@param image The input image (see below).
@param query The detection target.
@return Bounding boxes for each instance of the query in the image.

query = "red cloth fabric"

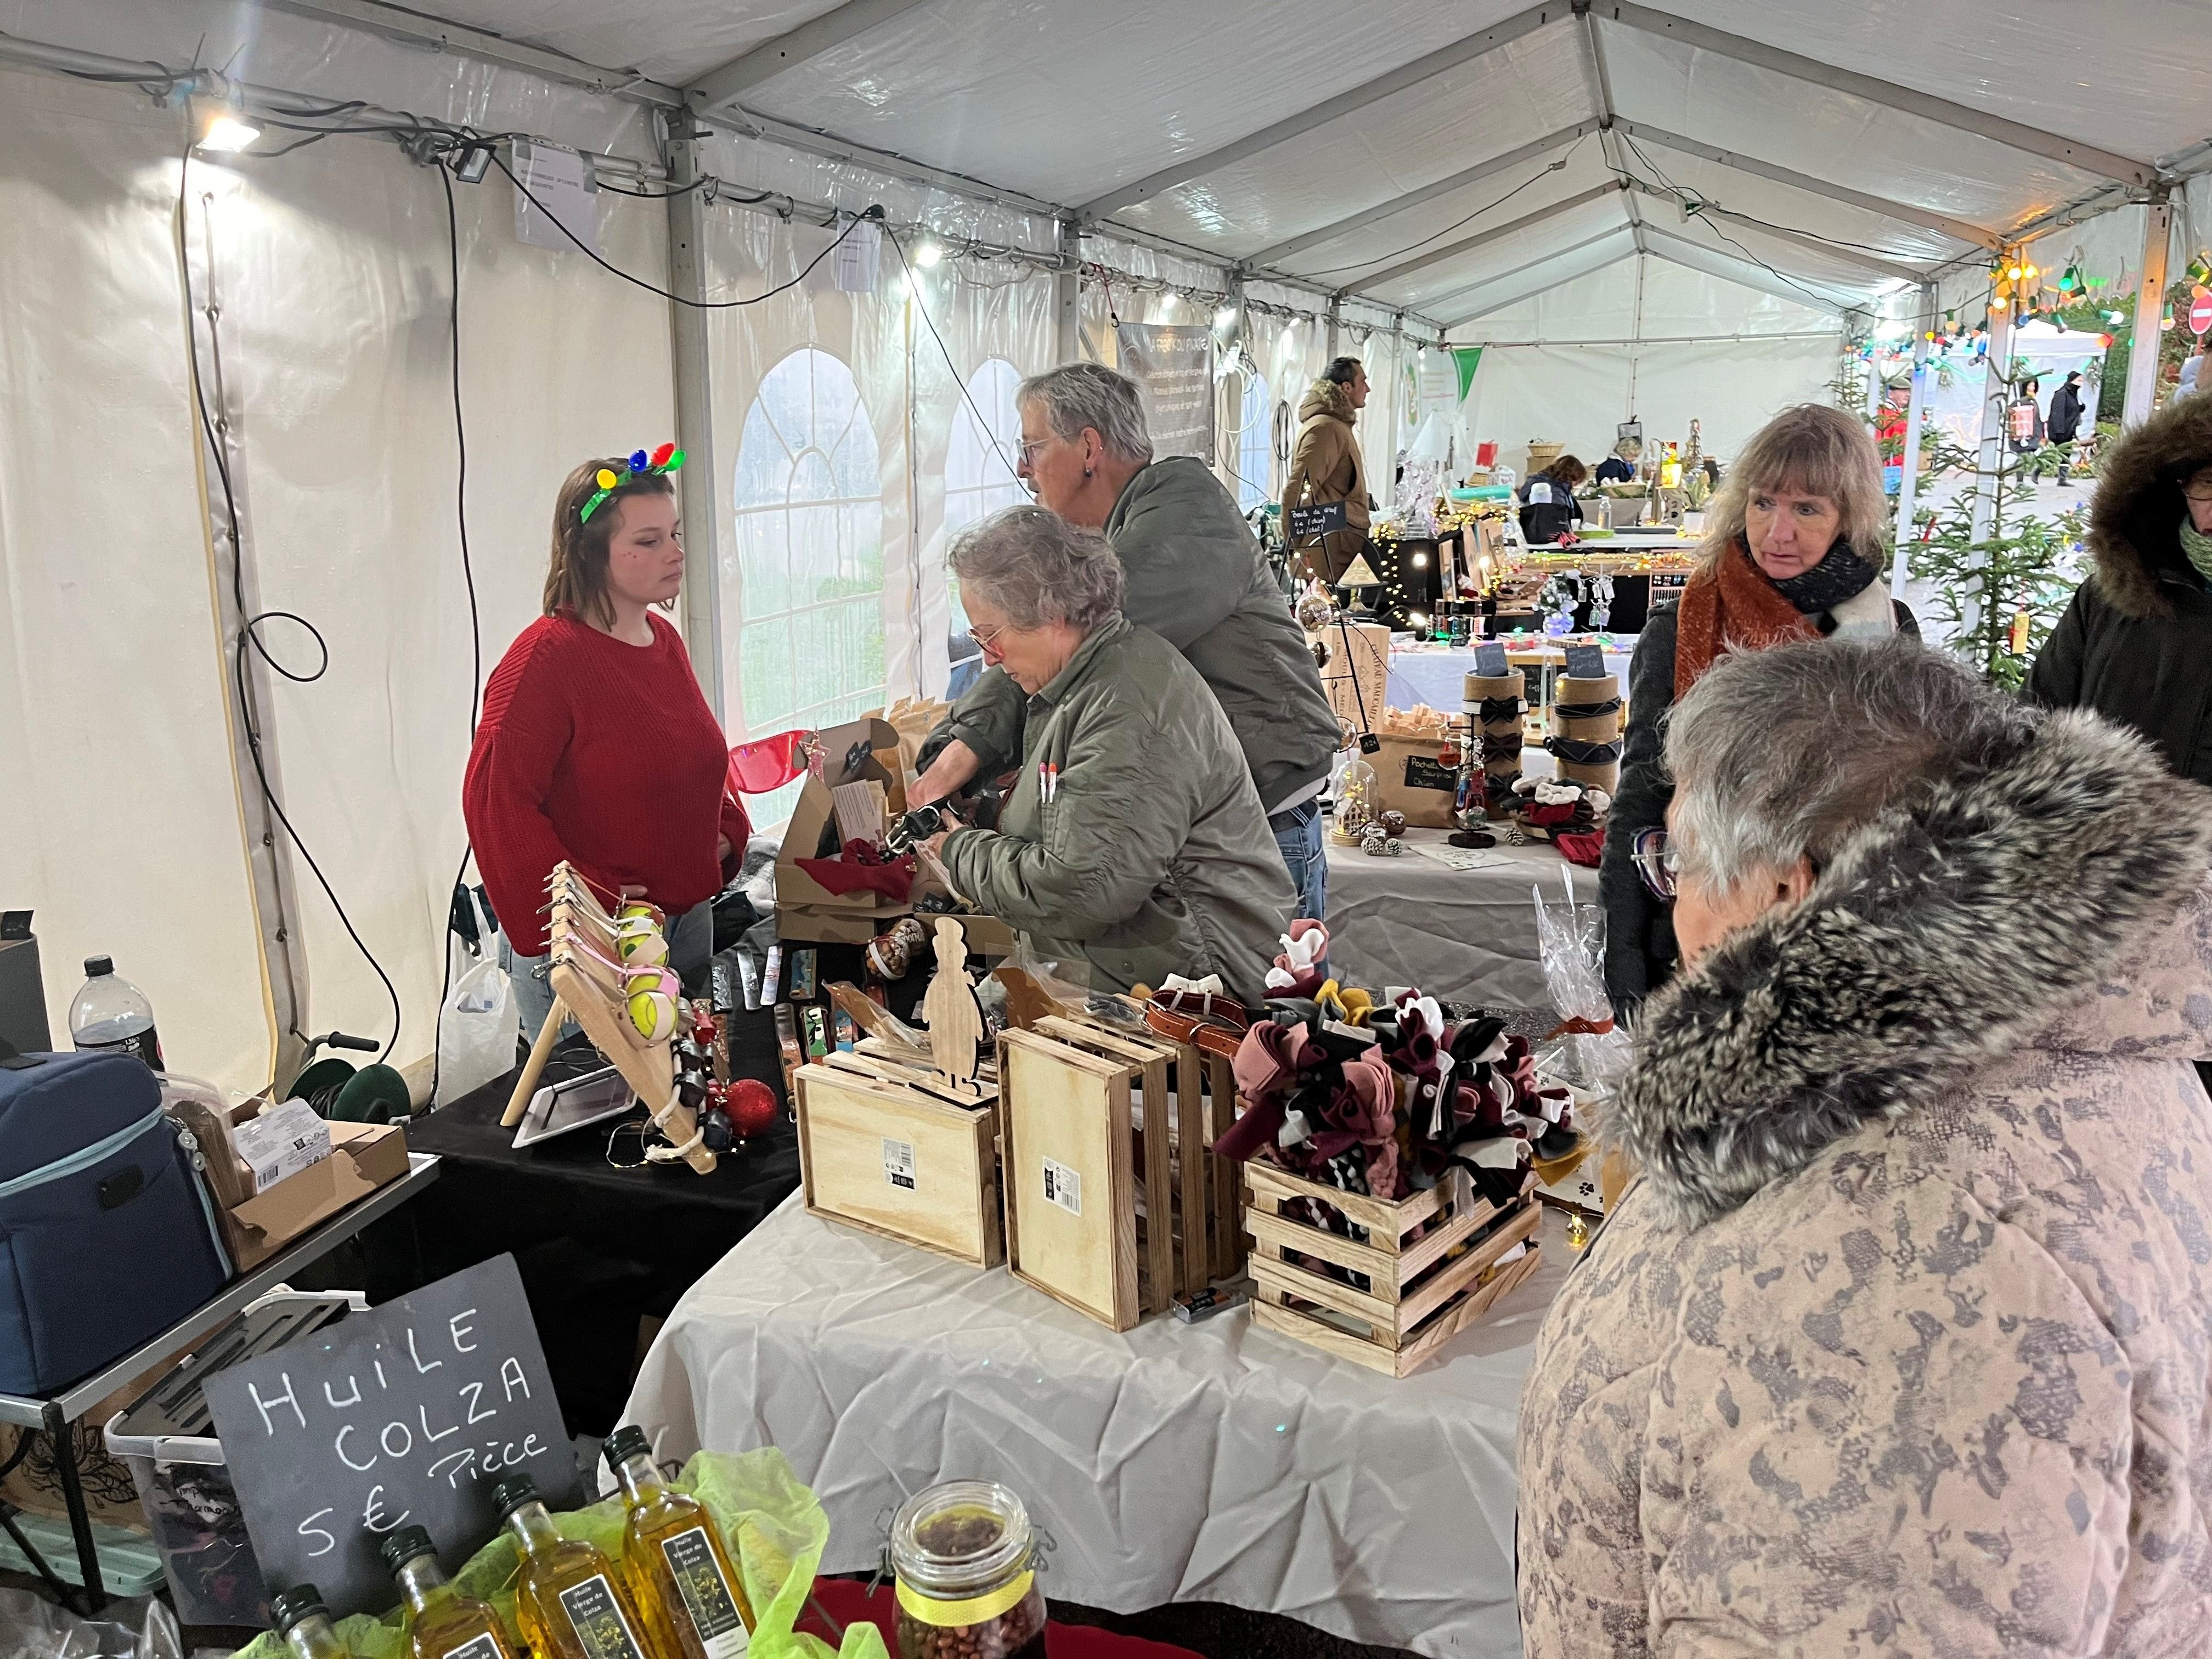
[463,611,748,956]
[799,1577,1202,1659]
[1672,540,1820,699]
[1555,830,1605,867]
[794,842,916,902]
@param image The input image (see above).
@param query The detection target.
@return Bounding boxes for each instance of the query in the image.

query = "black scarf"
[1757,537,1881,616]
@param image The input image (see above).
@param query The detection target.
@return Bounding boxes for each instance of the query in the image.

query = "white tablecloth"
[623,1192,1572,1657]
[1386,645,1634,713]
[1324,831,1598,1012]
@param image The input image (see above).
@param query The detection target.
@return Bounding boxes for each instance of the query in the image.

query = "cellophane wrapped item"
[1531,865,1631,1098]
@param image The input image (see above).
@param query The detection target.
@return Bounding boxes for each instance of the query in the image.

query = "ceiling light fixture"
[913,239,944,269]
[190,88,261,154]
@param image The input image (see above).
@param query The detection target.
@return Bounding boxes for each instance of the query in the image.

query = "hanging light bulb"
[1160,292,1178,315]
[189,85,261,154]
[1215,303,1238,330]
[913,239,944,269]
[1411,549,1429,568]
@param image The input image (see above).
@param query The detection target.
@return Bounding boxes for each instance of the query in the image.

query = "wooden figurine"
[920,917,986,1093]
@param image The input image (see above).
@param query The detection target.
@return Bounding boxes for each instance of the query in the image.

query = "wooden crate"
[997,1028,1146,1331]
[793,1058,1003,1268]
[1244,1161,1544,1376]
[1032,1017,1209,1305]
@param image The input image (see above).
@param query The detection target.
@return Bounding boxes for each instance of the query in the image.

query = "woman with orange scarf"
[1600,404,1916,1015]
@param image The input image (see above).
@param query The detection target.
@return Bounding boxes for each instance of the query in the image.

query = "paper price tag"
[1042,1157,1082,1216]
[233,1099,333,1194]
[883,1137,917,1192]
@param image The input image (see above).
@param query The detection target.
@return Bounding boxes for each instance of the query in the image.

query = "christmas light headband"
[580,443,686,523]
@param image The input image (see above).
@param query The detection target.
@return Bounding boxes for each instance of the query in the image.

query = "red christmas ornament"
[727,1077,781,1139]
[650,440,676,467]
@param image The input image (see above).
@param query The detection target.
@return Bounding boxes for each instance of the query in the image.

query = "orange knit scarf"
[1673,542,1821,699]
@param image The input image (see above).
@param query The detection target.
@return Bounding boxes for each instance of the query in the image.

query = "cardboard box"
[218,1119,410,1272]
[1307,619,1389,743]
[775,715,911,943]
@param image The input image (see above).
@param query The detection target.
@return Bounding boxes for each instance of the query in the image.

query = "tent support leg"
[1054,216,1083,364]
[666,129,726,718]
[2123,193,2172,429]
[1892,285,1932,599]
[1968,273,2016,554]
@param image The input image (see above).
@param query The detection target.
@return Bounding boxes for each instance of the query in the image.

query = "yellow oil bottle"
[494,1474,657,1659]
[603,1426,755,1658]
[381,1525,521,1659]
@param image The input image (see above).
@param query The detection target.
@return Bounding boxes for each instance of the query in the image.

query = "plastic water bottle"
[69,956,166,1070]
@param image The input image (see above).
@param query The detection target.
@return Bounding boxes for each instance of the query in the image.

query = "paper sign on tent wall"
[834,221,881,293]
[204,1254,579,1618]
[512,139,600,256]
[1116,322,1215,460]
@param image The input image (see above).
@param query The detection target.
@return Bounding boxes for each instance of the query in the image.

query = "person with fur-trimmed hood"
[1520,636,2212,1657]
[2028,389,2212,781]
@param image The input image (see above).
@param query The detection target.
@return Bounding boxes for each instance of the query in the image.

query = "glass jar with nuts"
[889,1481,1045,1659]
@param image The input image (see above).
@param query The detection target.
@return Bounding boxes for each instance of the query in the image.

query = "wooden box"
[793,1059,1003,1268]
[1244,1161,1544,1376]
[1306,618,1389,744]
[996,1028,1144,1330]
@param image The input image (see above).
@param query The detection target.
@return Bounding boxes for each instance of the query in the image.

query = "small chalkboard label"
[1287,501,1348,541]
[1563,643,1607,680]
[1473,641,1510,677]
[204,1254,579,1618]
[1403,754,1458,793]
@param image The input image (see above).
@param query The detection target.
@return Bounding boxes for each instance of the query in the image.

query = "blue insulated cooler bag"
[0,1048,230,1394]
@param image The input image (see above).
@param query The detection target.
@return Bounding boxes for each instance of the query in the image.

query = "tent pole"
[665,129,726,718]
[1054,217,1083,363]
[2123,193,2173,428]
[1325,296,1342,362]
[1892,286,1933,599]
[1968,266,2016,557]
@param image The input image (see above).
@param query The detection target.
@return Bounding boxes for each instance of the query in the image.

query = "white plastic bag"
[434,958,517,1105]
[1531,865,1632,1098]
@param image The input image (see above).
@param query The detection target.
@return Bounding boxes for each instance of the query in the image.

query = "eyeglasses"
[1016,436,1054,469]
[1632,827,1679,901]
[970,619,1017,662]
[2184,479,2212,503]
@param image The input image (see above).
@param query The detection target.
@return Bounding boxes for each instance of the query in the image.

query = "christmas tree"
[1910,435,2085,692]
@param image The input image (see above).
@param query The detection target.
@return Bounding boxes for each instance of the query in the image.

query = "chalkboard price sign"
[1562,643,1608,681]
[1472,640,1510,678]
[1286,500,1348,541]
[205,1254,580,1618]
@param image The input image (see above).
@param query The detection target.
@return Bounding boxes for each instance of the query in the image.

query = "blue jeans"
[1268,800,1328,924]
[502,899,713,1045]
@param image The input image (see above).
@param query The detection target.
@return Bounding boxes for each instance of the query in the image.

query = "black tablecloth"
[401,1011,800,1434]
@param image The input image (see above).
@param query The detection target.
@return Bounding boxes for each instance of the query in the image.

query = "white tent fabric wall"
[0,68,270,1087]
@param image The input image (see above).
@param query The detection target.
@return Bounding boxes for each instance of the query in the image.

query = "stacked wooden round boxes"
[1463,668,1525,818]
[1549,674,1623,794]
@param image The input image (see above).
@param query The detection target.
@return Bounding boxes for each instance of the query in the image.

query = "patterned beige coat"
[1519,710,2212,1656]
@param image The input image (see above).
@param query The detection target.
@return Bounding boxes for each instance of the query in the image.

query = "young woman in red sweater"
[464,452,748,1040]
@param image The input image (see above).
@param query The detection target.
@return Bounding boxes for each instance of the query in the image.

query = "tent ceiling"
[37,0,2212,331]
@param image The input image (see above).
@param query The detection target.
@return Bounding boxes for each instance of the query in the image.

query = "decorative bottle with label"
[382,1524,521,1659]
[272,1584,349,1659]
[604,1426,754,1658]
[494,1475,657,1659]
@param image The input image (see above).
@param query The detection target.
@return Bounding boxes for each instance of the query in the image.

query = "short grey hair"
[949,504,1127,631]
[1666,637,2037,897]
[1018,363,1153,464]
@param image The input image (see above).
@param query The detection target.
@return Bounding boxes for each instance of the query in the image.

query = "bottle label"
[439,1635,504,1659]
[555,1573,647,1659]
[660,1526,750,1656]
[76,1025,166,1071]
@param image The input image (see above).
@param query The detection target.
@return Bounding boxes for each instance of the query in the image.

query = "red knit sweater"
[464,611,748,956]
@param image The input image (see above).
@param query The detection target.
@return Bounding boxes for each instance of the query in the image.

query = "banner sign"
[1116,322,1215,460]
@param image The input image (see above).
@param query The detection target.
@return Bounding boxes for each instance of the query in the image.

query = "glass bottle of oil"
[381,1525,521,1659]
[493,1475,655,1659]
[603,1426,755,1658]
[272,1585,349,1659]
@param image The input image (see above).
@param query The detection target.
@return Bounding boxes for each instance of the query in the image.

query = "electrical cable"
[883,225,1022,487]
[491,149,874,308]
[177,150,404,1069]
[1295,141,1588,280]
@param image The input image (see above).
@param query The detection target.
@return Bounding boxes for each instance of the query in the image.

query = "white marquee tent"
[4,0,2210,1094]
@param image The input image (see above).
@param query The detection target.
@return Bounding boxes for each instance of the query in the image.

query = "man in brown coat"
[1282,358,1373,582]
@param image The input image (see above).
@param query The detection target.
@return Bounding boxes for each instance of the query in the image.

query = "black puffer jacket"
[2026,391,2212,784]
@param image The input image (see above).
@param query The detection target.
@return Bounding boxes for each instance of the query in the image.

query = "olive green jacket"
[938,617,1294,1003]
[928,457,1340,814]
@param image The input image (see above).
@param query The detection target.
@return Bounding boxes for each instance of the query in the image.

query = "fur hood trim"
[1599,709,2212,1231]
[1299,378,1356,426]
[2087,390,2212,620]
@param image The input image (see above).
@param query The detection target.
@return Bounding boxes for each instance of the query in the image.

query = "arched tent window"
[730,347,885,825]
[1236,370,1273,512]
[942,357,1025,695]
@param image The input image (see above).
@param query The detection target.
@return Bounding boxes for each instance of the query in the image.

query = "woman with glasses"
[915,505,1294,1002]
[2028,391,2212,785]
[1599,404,1915,1019]
[1522,636,2212,1656]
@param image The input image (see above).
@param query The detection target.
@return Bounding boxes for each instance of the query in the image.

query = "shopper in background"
[919,506,1294,1002]
[2008,376,2045,453]
[2028,391,2212,783]
[1600,403,1915,1018]
[1282,357,1374,583]
[2181,338,2207,398]
[464,455,747,1041]
[2047,368,2087,477]
[1593,443,1637,484]
[1522,637,2212,1656]
[913,362,1340,925]
[1515,453,1587,544]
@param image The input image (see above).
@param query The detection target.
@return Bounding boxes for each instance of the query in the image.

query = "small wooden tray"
[1244,1160,1544,1377]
